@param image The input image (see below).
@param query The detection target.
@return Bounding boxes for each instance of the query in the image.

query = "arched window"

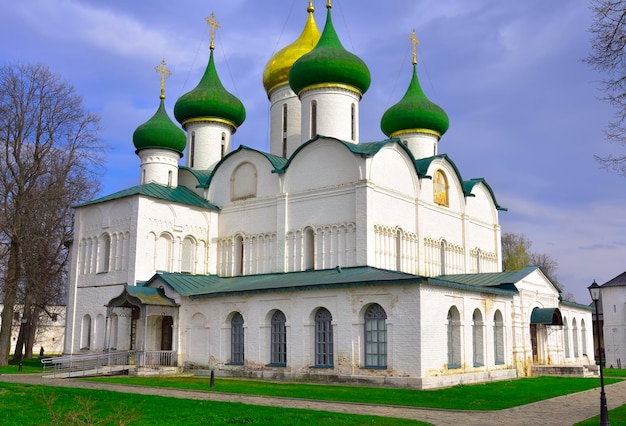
[155,233,172,272]
[168,170,173,187]
[493,310,504,365]
[304,228,315,270]
[581,319,587,356]
[364,304,387,368]
[81,314,92,350]
[314,308,333,367]
[231,313,244,365]
[572,318,579,357]
[109,314,119,350]
[563,318,570,358]
[395,229,403,271]
[270,310,287,365]
[433,170,449,206]
[447,307,461,368]
[99,234,111,273]
[310,100,317,139]
[473,309,484,367]
[440,239,447,275]
[230,162,258,201]
[181,237,195,274]
[234,235,244,276]
[95,314,105,350]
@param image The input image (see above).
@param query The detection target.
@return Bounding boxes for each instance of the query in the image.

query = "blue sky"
[1,0,624,304]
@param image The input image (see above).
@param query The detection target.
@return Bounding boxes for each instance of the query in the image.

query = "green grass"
[0,357,44,374]
[0,382,426,426]
[575,404,626,425]
[88,375,621,411]
[604,367,626,377]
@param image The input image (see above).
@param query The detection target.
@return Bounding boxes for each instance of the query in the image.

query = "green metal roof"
[560,299,593,311]
[75,182,220,210]
[431,267,543,295]
[144,266,425,298]
[179,166,215,189]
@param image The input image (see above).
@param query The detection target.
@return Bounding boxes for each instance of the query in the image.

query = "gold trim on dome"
[182,117,238,129]
[390,128,441,138]
[297,82,363,97]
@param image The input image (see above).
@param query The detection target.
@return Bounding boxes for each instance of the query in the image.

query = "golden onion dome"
[262,2,320,95]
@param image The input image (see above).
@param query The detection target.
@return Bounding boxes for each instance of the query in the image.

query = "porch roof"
[107,286,178,308]
[530,307,563,325]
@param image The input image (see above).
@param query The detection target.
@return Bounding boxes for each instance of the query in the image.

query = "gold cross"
[409,29,419,65]
[327,0,332,9]
[206,12,220,50]
[154,59,171,100]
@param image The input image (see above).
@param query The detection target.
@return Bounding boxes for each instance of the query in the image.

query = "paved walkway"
[1,373,625,425]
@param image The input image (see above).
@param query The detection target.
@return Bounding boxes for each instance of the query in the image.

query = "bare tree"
[585,0,626,175]
[0,62,104,365]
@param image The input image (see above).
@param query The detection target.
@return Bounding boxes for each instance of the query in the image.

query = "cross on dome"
[154,59,171,100]
[409,29,419,66]
[206,12,220,50]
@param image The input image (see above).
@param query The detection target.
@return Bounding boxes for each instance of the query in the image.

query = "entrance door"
[530,323,538,363]
[129,308,140,350]
[161,316,173,351]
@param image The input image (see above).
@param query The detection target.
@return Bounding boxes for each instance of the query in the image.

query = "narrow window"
[351,103,356,141]
[81,314,92,350]
[304,228,315,270]
[314,308,333,367]
[190,131,195,168]
[473,309,484,367]
[282,104,288,158]
[310,100,317,139]
[99,234,111,273]
[181,237,194,274]
[141,169,146,185]
[572,318,579,357]
[493,310,504,364]
[231,313,244,365]
[395,229,402,271]
[440,240,447,275]
[563,318,570,358]
[221,132,226,158]
[364,304,387,367]
[447,307,461,368]
[270,310,287,365]
[581,319,587,356]
[235,235,244,276]
[168,170,173,187]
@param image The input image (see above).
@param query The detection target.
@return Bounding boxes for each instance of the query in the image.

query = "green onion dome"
[174,50,246,129]
[133,99,186,154]
[289,6,370,96]
[381,65,449,138]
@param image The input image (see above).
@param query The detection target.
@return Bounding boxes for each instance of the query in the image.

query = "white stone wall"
[599,286,626,367]
[269,84,302,158]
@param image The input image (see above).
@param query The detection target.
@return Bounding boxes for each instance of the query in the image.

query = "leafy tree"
[501,232,571,299]
[585,0,626,175]
[0,63,104,365]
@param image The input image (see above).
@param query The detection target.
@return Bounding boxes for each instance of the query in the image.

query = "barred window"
[270,310,287,365]
[231,313,244,365]
[314,308,333,367]
[364,304,387,367]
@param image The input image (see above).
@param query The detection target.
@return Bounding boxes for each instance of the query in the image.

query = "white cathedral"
[64,2,594,388]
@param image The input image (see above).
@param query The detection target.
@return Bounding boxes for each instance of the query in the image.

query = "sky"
[1,0,624,304]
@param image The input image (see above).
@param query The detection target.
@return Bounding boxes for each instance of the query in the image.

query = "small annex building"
[63,2,593,388]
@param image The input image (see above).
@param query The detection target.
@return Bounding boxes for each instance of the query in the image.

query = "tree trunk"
[0,241,20,365]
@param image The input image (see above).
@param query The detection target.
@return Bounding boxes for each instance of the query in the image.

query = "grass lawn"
[89,375,622,411]
[0,357,45,374]
[0,382,425,426]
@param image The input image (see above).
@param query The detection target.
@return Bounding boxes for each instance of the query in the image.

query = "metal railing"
[41,350,177,378]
